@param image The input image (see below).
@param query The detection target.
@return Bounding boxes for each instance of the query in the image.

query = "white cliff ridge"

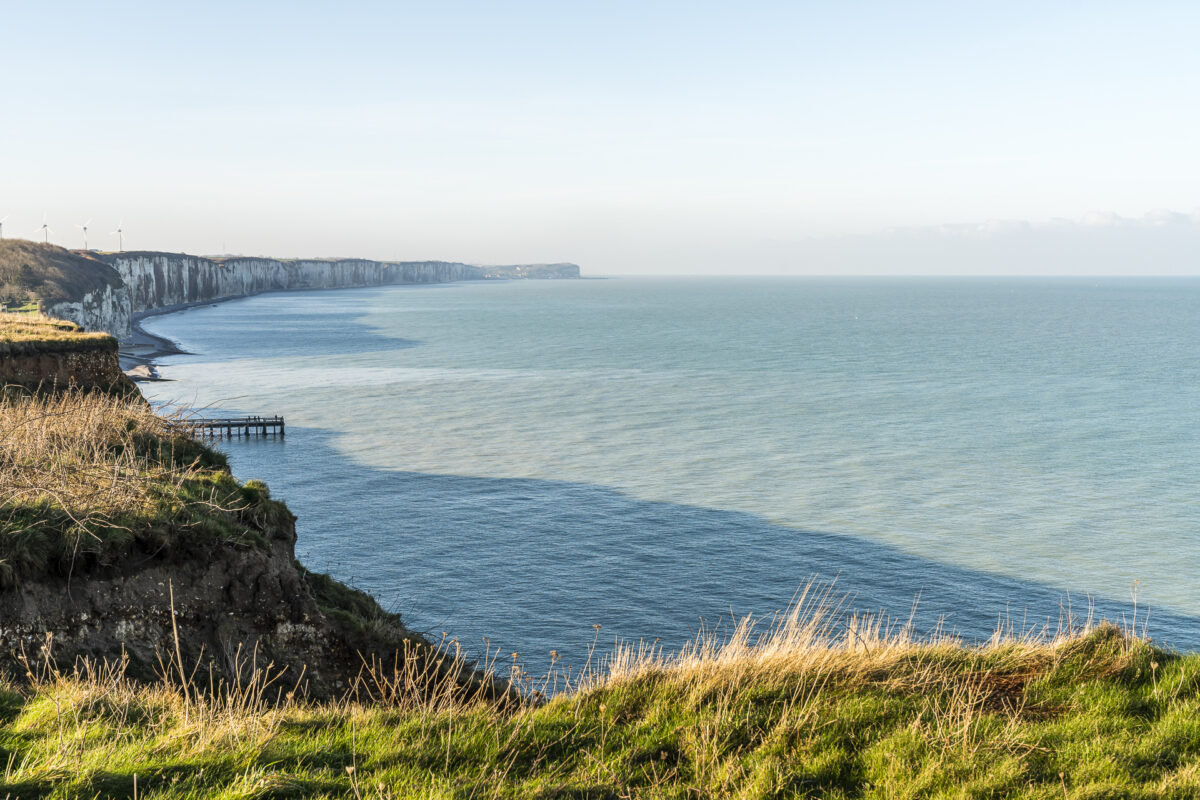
[44,253,579,340]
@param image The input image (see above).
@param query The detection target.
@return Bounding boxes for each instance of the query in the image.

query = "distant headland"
[0,240,580,342]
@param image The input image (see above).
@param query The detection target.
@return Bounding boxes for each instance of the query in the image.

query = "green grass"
[0,620,1196,798]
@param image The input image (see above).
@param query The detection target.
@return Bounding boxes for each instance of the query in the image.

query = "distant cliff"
[480,262,580,279]
[95,254,489,338]
[0,242,579,340]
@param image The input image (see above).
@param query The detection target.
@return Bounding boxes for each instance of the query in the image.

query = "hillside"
[0,240,121,310]
[0,601,1197,797]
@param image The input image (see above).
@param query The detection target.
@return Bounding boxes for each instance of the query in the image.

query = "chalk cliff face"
[480,263,581,279]
[40,252,579,341]
[109,255,485,316]
[42,284,133,339]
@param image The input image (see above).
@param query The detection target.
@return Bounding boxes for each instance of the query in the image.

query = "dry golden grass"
[598,582,1096,691]
[0,311,114,353]
[0,390,255,584]
[0,591,1188,799]
[0,390,197,523]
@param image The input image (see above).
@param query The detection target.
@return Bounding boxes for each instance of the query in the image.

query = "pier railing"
[176,416,285,438]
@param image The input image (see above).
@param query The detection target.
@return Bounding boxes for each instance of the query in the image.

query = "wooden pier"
[180,416,285,438]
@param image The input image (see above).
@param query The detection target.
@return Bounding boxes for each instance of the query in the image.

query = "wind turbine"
[76,219,92,250]
[111,221,125,252]
[0,216,8,240]
[35,214,51,244]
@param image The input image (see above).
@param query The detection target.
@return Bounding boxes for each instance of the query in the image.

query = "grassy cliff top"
[0,312,116,354]
[0,608,1194,797]
[0,240,122,309]
[0,390,287,585]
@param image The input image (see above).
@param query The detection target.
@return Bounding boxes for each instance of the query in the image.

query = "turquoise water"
[142,278,1200,670]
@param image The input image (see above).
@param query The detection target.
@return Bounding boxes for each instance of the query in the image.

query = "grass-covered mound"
[0,390,289,585]
[0,312,116,355]
[0,240,121,310]
[0,598,1195,799]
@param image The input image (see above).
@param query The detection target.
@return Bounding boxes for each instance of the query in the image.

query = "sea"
[139,277,1200,672]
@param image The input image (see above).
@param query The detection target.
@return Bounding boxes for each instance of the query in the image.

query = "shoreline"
[116,280,496,381]
[119,302,210,381]
[118,285,420,380]
[119,291,279,380]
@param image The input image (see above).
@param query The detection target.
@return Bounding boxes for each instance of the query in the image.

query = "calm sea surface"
[141,278,1200,670]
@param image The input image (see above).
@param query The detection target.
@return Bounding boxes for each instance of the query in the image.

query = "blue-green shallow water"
[141,278,1200,670]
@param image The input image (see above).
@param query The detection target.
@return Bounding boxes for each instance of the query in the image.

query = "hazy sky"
[1,1,1197,274]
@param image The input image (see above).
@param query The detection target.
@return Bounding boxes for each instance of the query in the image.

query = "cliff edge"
[0,320,498,701]
[0,314,138,396]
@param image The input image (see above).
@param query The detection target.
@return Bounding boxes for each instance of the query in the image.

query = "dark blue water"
[142,278,1200,670]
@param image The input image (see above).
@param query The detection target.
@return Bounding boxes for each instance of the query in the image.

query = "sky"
[0,1,1197,274]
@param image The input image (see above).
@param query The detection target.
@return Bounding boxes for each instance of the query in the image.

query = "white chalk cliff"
[45,252,579,341]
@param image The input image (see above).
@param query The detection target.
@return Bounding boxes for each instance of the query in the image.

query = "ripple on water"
[142,278,1200,670]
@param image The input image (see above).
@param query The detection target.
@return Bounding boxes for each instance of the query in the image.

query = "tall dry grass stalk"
[7,634,292,783]
[0,389,210,536]
[586,581,1107,700]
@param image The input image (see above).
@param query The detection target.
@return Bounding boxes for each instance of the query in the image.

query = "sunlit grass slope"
[0,312,114,355]
[0,599,1197,799]
[0,390,282,586]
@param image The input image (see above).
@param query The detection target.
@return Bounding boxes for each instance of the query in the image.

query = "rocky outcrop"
[41,252,580,340]
[39,284,132,339]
